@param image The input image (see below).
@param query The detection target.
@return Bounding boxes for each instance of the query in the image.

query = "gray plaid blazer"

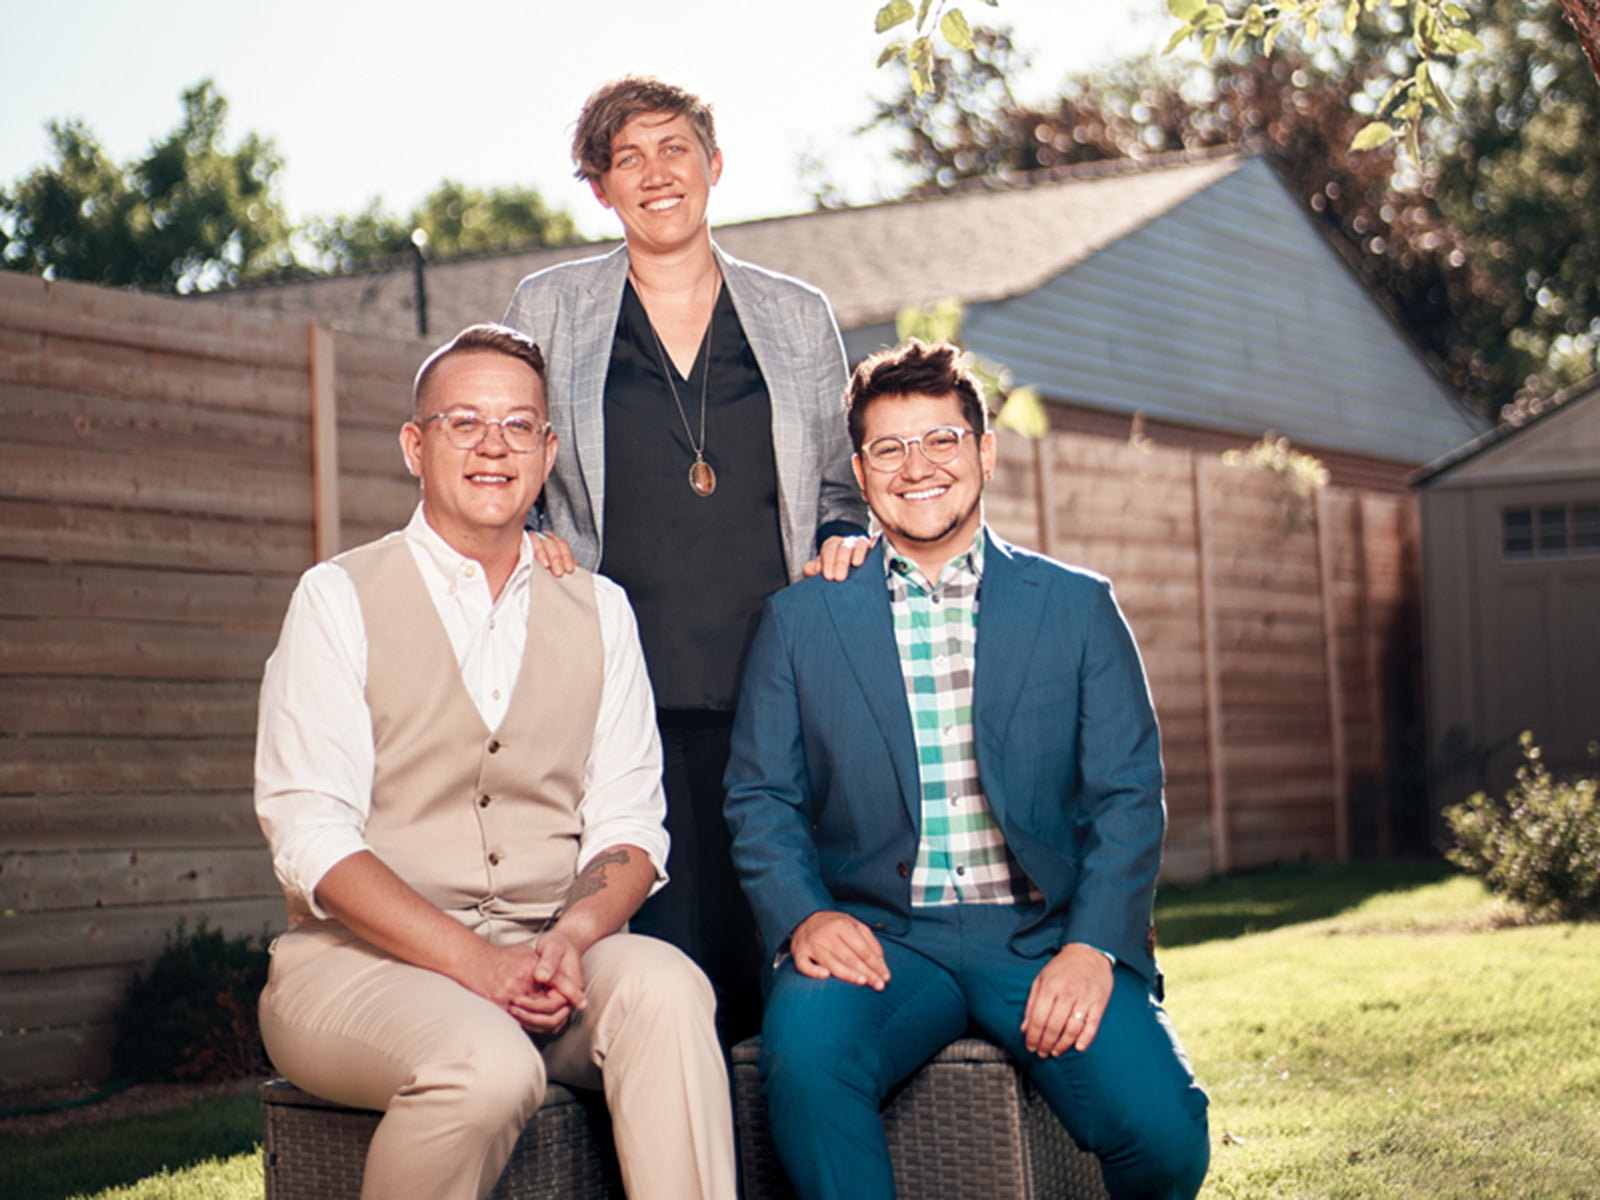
[502,242,867,581]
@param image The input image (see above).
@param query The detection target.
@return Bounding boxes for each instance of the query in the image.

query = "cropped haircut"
[844,339,990,453]
[412,324,548,419]
[571,75,717,183]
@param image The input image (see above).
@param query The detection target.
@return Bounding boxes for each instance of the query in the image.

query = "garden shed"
[1414,379,1600,815]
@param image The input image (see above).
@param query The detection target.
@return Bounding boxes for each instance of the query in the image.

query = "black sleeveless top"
[598,281,789,710]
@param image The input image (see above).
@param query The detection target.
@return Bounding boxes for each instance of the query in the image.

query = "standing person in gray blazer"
[503,75,869,1047]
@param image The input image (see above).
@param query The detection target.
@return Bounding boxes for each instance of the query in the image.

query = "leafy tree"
[1432,0,1600,401]
[0,80,292,292]
[305,179,583,273]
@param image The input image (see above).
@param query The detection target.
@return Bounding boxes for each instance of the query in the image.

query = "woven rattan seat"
[259,1077,623,1199]
[731,1035,1108,1200]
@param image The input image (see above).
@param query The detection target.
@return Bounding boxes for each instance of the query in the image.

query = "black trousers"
[629,708,765,1049]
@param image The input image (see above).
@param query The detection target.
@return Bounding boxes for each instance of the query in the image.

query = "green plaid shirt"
[887,530,1042,907]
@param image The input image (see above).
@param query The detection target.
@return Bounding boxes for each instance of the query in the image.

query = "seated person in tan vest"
[254,323,736,1200]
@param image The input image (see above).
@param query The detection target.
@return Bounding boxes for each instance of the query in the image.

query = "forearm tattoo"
[566,847,631,905]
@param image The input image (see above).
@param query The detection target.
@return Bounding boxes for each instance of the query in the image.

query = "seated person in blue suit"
[723,340,1210,1200]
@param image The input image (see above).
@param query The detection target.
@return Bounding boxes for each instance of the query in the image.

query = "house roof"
[1412,374,1600,487]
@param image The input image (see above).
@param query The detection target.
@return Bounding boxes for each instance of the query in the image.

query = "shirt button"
[479,795,491,808]
[492,689,501,701]
[448,583,458,596]
[487,740,501,754]
[464,564,476,578]
[943,725,956,739]
[489,618,496,630]
[935,655,947,667]
[955,865,966,876]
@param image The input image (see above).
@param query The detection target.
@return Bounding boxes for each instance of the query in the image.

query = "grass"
[2,862,1595,1198]
[1156,863,1600,1199]
[0,1092,260,1199]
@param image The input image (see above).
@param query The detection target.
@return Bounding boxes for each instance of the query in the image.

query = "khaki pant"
[259,921,735,1200]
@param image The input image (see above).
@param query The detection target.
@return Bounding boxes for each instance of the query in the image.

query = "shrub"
[111,919,272,1083]
[1444,732,1600,921]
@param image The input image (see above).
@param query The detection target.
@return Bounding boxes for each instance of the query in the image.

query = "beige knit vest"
[324,532,604,927]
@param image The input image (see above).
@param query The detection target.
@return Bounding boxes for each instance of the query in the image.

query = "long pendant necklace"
[644,304,717,497]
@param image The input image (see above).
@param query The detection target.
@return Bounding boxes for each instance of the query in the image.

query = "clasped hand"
[469,932,588,1034]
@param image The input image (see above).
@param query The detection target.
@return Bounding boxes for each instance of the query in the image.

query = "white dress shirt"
[255,504,669,918]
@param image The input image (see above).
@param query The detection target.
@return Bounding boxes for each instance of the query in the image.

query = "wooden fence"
[0,272,1423,1089]
[985,431,1421,883]
[0,273,426,1090]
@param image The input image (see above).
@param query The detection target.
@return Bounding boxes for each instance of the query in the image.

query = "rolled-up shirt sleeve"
[254,562,374,917]
[579,575,670,890]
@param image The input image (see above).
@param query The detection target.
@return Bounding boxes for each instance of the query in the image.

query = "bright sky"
[1,0,1171,242]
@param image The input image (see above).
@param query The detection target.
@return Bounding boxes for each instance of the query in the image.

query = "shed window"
[1503,503,1600,560]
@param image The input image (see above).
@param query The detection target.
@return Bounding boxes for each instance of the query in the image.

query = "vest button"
[896,861,910,878]
[488,853,501,866]
[487,740,501,754]
[479,795,491,807]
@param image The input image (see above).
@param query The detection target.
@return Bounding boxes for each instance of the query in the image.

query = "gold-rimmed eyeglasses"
[415,409,551,453]
[860,425,974,473]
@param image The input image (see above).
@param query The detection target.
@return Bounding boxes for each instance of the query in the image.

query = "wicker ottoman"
[732,1036,1108,1200]
[259,1078,623,1200]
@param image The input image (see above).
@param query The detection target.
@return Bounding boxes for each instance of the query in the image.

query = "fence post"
[1193,455,1230,875]
[1033,432,1058,556]
[1316,487,1351,860]
[308,321,341,562]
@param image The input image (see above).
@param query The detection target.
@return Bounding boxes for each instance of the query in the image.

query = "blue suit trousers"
[758,904,1209,1200]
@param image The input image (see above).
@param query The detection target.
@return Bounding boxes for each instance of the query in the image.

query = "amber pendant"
[689,459,717,497]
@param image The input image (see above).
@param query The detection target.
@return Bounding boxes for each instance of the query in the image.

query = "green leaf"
[1343,0,1360,35]
[917,0,935,27]
[1167,0,1206,20]
[897,297,964,343]
[876,41,907,67]
[1201,28,1220,57]
[1163,24,1195,55]
[1229,25,1249,54]
[908,33,930,62]
[876,0,915,34]
[995,386,1049,439]
[1443,29,1485,55]
[940,7,975,51]
[1200,4,1227,27]
[1263,17,1283,53]
[1405,122,1421,166]
[1375,74,1414,117]
[911,55,933,96]
[1350,121,1395,151]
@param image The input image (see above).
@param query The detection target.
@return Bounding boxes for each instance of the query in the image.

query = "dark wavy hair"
[844,339,989,453]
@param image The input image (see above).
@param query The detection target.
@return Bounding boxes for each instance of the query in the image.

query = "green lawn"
[3,862,1596,1199]
[1159,864,1600,1199]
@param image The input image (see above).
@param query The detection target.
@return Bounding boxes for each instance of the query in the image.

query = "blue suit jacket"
[724,531,1167,987]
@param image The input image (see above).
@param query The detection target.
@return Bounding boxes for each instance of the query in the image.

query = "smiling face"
[852,391,996,580]
[399,350,555,560]
[589,110,722,256]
